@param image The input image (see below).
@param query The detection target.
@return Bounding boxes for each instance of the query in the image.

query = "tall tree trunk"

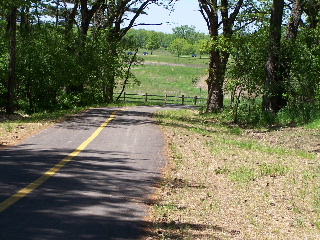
[6,6,17,114]
[286,0,304,41]
[65,0,101,95]
[263,0,286,113]
[80,0,101,47]
[103,39,118,103]
[206,49,229,112]
[199,0,243,112]
[55,0,60,27]
[65,0,80,34]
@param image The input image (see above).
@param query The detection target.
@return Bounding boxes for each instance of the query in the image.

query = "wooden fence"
[114,92,207,105]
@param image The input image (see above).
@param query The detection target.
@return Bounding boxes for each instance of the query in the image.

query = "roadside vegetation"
[147,109,320,239]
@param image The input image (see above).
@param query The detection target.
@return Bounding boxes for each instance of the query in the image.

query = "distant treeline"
[126,26,210,57]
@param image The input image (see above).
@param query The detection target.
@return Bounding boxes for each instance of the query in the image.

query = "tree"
[126,29,149,48]
[263,0,307,114]
[172,25,204,43]
[198,0,246,112]
[91,0,176,103]
[6,5,17,114]
[145,31,161,54]
[304,0,320,29]
[168,38,188,57]
[263,0,286,113]
[194,38,210,58]
[0,0,27,114]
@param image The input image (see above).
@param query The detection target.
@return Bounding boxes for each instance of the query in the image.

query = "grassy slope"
[130,65,206,97]
[117,49,208,100]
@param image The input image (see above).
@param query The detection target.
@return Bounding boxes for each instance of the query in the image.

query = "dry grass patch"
[0,113,53,148]
[0,109,86,148]
[145,109,320,240]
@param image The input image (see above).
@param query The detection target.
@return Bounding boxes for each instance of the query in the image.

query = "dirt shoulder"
[0,113,54,148]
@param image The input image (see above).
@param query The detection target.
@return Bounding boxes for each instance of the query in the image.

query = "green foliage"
[126,29,150,48]
[279,28,320,124]
[172,25,205,43]
[127,27,209,51]
[16,27,71,111]
[168,38,193,57]
[225,30,268,124]
[194,39,210,57]
[145,31,161,54]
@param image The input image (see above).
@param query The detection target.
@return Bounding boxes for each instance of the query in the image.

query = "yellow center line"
[0,109,124,213]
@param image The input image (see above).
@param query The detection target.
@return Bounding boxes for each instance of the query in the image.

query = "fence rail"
[114,92,207,105]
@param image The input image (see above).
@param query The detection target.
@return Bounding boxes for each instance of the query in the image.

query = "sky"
[131,0,209,34]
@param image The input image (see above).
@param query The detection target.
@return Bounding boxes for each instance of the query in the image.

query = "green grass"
[125,65,207,98]
[306,119,320,130]
[138,48,210,66]
[114,49,209,105]
[259,163,289,177]
[217,138,316,160]
[229,165,256,183]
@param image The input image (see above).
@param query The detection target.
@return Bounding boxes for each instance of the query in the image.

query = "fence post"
[124,92,126,102]
[194,96,198,105]
[145,93,148,102]
[182,95,185,105]
[165,94,167,104]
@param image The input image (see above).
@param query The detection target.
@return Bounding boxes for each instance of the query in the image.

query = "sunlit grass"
[128,65,207,97]
[138,48,210,66]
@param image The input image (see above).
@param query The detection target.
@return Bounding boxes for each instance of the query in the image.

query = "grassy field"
[137,48,210,66]
[115,49,209,105]
[129,65,207,96]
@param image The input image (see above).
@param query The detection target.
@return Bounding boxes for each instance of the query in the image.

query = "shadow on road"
[0,106,179,240]
[0,146,160,239]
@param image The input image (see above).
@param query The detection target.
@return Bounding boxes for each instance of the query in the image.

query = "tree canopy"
[1,0,319,125]
[0,0,175,113]
[198,0,320,124]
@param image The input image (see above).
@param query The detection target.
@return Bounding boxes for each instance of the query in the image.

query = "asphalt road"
[0,105,181,240]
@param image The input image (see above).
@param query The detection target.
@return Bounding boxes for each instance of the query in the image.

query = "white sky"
[132,0,208,34]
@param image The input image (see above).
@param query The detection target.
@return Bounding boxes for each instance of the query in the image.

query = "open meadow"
[114,49,209,104]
